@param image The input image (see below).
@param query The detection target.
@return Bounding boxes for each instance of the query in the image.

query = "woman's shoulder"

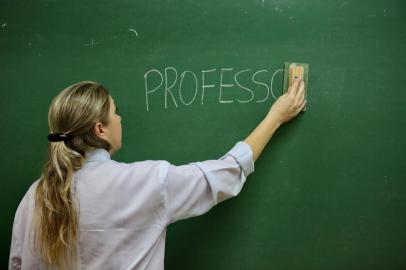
[100,158,171,171]
[20,179,40,204]
[77,159,172,188]
[83,148,172,172]
[112,159,172,179]
[12,179,40,229]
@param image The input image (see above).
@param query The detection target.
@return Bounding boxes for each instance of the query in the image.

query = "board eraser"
[283,62,309,111]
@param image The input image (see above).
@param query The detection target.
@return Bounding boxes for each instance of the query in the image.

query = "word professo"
[143,67,283,111]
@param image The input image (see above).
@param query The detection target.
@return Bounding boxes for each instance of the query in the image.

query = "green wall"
[1,0,405,268]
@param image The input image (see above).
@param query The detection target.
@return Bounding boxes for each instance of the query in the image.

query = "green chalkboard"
[1,0,405,269]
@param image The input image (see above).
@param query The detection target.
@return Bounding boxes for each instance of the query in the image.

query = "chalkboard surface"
[1,0,405,269]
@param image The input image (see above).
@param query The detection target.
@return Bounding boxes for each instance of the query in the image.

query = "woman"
[9,78,306,269]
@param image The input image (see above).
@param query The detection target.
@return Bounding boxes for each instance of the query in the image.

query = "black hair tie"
[47,133,73,142]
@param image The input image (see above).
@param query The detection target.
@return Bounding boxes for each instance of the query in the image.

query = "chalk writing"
[144,67,283,111]
[129,28,139,36]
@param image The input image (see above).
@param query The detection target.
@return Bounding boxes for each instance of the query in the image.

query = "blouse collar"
[85,148,111,163]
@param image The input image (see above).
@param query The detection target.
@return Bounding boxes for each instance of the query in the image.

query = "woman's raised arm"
[244,78,306,162]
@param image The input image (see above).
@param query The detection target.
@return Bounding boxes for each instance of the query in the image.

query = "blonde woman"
[9,78,306,269]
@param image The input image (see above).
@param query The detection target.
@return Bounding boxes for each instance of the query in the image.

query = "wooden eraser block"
[283,62,309,111]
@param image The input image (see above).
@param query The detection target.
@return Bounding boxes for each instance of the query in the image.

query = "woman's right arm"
[163,78,306,224]
[244,77,306,162]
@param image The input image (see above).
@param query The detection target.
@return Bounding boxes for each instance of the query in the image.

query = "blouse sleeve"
[163,141,254,224]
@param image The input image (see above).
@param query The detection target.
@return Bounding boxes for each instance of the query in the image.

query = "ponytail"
[33,82,110,269]
[34,142,82,268]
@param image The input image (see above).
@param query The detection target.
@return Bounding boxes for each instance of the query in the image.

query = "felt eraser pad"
[283,62,309,111]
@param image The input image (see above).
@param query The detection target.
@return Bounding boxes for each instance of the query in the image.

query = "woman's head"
[49,81,122,155]
[34,81,121,269]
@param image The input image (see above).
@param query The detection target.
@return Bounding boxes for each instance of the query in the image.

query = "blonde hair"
[34,81,111,269]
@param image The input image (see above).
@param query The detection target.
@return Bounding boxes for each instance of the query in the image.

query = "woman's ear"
[93,122,106,139]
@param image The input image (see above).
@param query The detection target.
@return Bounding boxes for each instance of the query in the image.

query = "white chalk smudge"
[383,9,386,17]
[1,23,6,27]
[129,28,138,36]
[84,39,98,47]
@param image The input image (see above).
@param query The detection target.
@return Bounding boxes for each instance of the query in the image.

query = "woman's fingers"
[288,77,301,96]
[297,80,305,96]
[297,91,305,105]
[299,100,307,112]
[297,80,305,100]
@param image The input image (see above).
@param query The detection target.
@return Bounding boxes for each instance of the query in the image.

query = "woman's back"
[74,149,168,269]
[11,143,254,269]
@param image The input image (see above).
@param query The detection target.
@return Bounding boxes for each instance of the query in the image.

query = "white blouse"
[9,141,254,270]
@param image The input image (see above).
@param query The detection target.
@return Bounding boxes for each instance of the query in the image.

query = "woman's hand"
[267,77,307,125]
[244,77,306,161]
